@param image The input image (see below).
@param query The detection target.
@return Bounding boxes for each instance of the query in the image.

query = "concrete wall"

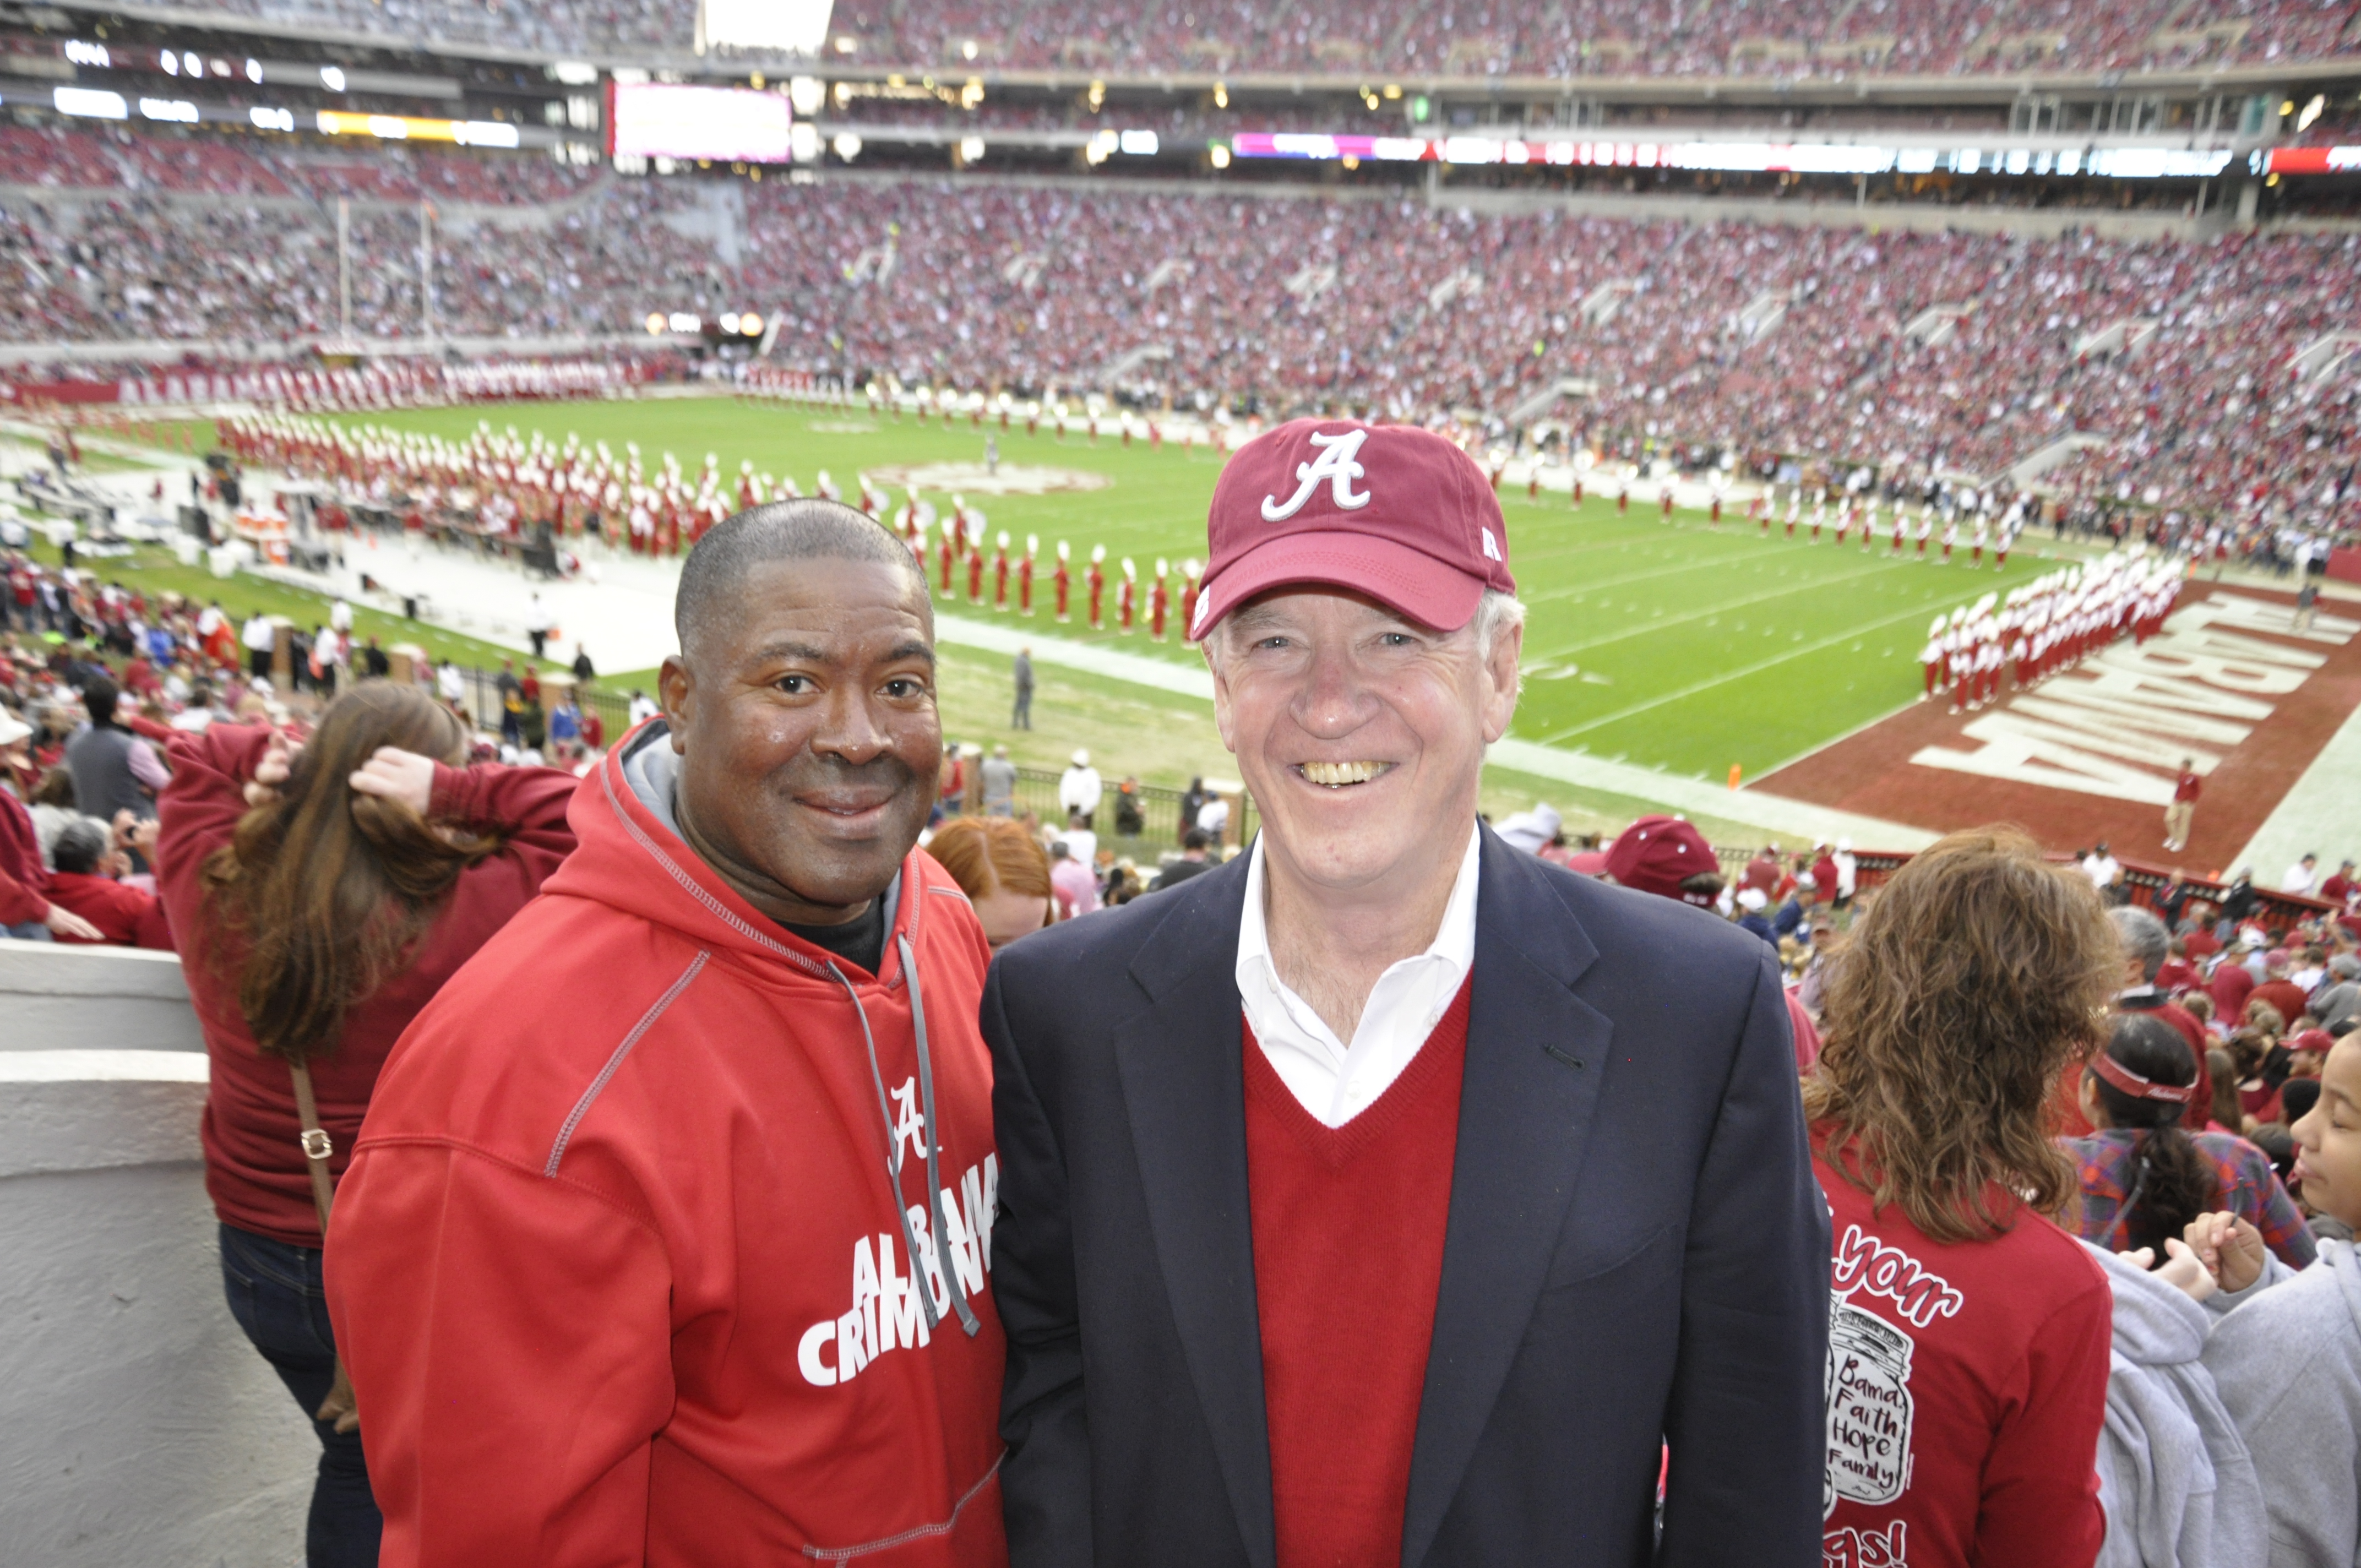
[0,939,315,1568]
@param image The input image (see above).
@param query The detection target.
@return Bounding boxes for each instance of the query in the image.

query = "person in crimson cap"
[987,417,1828,1567]
[1604,813,1723,908]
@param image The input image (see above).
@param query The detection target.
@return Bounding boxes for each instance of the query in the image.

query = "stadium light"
[645,313,666,335]
[699,0,835,54]
[160,51,177,75]
[53,87,128,119]
[139,98,199,124]
[64,40,110,68]
[790,121,820,161]
[244,58,262,83]
[1210,143,1232,169]
[1119,130,1158,155]
[959,135,986,163]
[320,66,346,92]
[738,312,763,335]
[251,106,296,133]
[552,61,601,85]
[720,312,742,334]
[182,52,200,77]
[833,131,862,161]
[668,312,700,331]
[312,110,525,146]
[788,75,825,116]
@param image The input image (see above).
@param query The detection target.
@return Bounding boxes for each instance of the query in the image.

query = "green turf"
[261,396,2022,782]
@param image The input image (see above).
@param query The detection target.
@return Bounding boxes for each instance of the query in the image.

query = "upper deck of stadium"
[22,0,2361,82]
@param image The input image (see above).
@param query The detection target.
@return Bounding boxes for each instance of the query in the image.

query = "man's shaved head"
[675,498,927,658]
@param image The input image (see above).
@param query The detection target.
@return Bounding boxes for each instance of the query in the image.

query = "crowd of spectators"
[170,0,2361,75]
[7,163,2359,532]
[826,0,2359,77]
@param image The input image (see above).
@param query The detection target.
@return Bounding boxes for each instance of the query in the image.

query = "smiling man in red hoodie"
[328,500,1008,1566]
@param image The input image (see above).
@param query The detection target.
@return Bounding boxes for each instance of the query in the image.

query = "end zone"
[1751,583,2361,868]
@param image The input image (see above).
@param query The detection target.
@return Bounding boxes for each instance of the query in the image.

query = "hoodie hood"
[2325,1238,2361,1335]
[547,718,915,989]
[2083,1239,2210,1368]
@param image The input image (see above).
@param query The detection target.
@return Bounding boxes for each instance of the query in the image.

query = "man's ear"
[659,655,694,752]
[1205,636,1238,756]
[1481,618,1524,744]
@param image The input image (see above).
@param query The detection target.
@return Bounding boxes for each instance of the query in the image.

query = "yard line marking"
[1524,547,1784,603]
[1510,524,1766,573]
[1535,597,1952,745]
[1507,527,1713,565]
[1537,558,1927,659]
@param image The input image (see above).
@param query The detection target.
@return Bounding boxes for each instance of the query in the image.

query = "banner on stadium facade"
[2261,146,2361,175]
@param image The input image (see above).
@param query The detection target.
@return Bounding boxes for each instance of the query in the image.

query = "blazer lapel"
[1114,859,1277,1568]
[1401,831,1617,1568]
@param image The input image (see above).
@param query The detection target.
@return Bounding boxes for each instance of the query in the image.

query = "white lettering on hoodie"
[797,1150,998,1388]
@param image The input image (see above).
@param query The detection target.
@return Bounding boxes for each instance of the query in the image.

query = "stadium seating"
[4,164,2355,528]
[156,0,2361,74]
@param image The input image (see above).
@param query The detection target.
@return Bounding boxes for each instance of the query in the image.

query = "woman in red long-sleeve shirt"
[1808,829,2120,1568]
[156,680,578,1568]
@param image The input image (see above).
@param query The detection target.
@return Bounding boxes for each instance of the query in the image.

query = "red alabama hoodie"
[327,723,1009,1567]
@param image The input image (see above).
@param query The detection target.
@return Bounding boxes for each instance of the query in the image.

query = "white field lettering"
[1907,594,2358,804]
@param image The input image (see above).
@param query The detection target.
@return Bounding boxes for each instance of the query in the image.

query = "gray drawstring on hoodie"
[831,935,982,1339]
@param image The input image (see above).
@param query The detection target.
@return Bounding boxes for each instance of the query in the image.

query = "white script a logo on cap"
[1260,429,1373,521]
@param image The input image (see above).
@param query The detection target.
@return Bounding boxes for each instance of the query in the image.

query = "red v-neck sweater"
[1243,974,1473,1568]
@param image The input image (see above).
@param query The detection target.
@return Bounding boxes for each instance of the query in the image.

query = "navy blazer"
[983,826,1830,1567]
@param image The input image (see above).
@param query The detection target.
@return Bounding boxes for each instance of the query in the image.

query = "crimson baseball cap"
[1606,815,1721,907]
[1193,418,1516,638]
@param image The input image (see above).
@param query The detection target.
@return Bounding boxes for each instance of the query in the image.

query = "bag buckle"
[301,1129,334,1161]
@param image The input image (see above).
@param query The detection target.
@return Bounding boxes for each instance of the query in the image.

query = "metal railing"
[964,766,1257,852]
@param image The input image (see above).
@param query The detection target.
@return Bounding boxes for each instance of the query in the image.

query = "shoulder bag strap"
[287,1058,338,1237]
[287,1057,360,1433]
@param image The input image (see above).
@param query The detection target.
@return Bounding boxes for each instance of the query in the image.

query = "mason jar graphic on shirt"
[1824,1297,1917,1518]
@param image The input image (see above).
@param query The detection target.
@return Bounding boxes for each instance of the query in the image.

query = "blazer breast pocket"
[1521,1223,1686,1369]
[1538,1221,1683,1295]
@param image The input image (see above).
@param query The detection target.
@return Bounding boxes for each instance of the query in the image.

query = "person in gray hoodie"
[2085,1239,2267,1568]
[2190,1025,2361,1567]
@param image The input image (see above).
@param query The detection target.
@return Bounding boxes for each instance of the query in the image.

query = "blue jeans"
[218,1222,382,1567]
[3,920,51,940]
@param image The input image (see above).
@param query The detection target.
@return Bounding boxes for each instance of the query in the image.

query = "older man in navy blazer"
[983,420,1829,1567]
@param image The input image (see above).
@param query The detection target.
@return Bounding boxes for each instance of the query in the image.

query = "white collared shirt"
[1236,823,1482,1129]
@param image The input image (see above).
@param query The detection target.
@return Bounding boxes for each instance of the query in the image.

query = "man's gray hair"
[2109,905,2170,983]
[1471,589,1527,657]
[49,817,110,877]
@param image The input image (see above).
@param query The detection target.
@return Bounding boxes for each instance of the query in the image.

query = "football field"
[327,396,2025,784]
